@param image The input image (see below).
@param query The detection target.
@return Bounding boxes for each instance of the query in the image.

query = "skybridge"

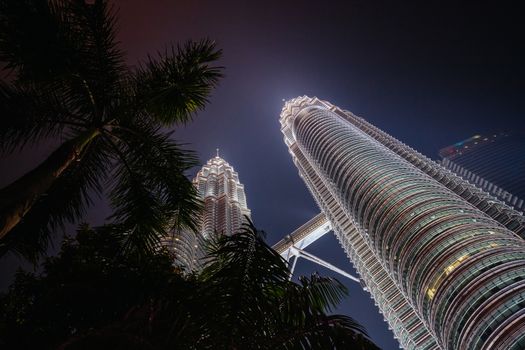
[272,213,360,283]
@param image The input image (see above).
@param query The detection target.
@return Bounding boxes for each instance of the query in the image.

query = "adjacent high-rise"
[166,153,251,271]
[439,132,525,212]
[280,96,525,350]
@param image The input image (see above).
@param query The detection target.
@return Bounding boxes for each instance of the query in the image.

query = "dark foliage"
[0,223,380,350]
[0,225,183,348]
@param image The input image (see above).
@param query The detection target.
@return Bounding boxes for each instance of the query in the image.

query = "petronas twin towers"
[171,95,525,349]
[280,96,525,350]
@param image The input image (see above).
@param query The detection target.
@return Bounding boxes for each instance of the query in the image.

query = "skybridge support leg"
[289,246,360,283]
[289,255,299,280]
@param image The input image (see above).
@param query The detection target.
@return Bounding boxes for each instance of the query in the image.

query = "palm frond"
[0,0,126,129]
[0,0,85,83]
[184,222,379,349]
[200,220,289,284]
[0,81,85,153]
[106,122,201,255]
[108,160,168,256]
[65,0,127,123]
[0,135,110,261]
[191,221,292,348]
[133,39,223,125]
[0,0,125,84]
[297,273,349,313]
[276,313,378,350]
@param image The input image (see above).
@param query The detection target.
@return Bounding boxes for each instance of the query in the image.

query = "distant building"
[439,132,525,212]
[280,96,525,350]
[165,152,251,271]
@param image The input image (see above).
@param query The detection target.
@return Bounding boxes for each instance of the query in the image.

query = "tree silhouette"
[0,0,223,260]
[0,223,380,349]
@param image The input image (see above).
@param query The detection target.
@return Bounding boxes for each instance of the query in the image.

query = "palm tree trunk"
[0,129,101,239]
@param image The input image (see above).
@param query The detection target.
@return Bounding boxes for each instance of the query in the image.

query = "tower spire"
[216,148,220,158]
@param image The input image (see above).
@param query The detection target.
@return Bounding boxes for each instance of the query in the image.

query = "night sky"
[1,1,524,349]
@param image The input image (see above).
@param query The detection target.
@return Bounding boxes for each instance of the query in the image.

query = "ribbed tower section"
[193,155,251,238]
[280,96,525,350]
[166,155,251,271]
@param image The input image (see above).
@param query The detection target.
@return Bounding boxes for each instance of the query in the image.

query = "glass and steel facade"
[193,155,251,239]
[439,132,525,212]
[280,96,525,350]
[165,155,251,271]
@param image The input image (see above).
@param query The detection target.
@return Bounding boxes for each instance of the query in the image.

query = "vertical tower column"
[167,154,251,271]
[281,96,525,350]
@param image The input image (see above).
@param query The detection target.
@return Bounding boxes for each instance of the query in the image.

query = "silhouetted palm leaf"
[134,39,223,125]
[0,0,222,259]
[0,82,74,152]
[0,135,111,260]
[174,221,380,349]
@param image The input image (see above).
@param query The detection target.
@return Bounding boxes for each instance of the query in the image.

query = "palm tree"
[0,0,223,259]
[187,220,380,349]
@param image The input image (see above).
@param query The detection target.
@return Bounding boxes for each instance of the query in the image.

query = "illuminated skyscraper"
[193,152,251,238]
[439,132,525,212]
[280,96,525,350]
[166,152,251,271]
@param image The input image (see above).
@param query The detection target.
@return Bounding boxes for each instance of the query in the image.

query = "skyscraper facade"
[166,153,251,271]
[193,153,251,238]
[439,132,525,212]
[280,96,525,350]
